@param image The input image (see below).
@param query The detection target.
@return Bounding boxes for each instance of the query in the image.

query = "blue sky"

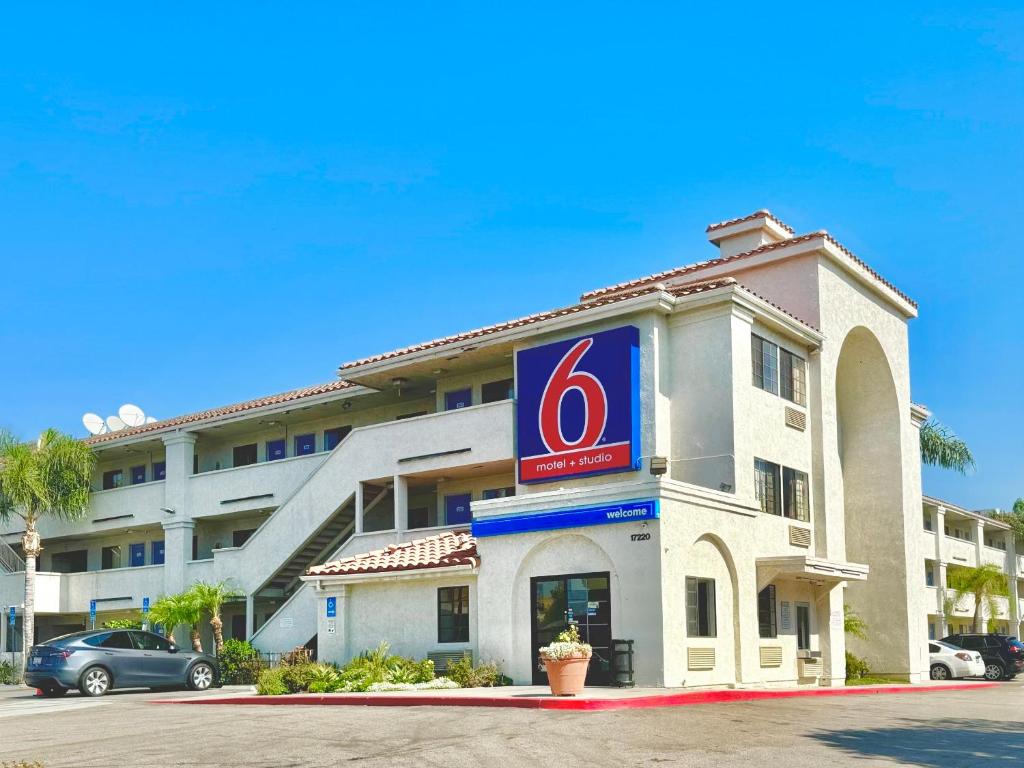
[1,4,1020,510]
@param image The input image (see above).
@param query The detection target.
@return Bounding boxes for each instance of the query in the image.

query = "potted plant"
[538,624,592,696]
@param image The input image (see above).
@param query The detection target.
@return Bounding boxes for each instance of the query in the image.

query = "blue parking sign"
[8,606,14,626]
[89,599,97,628]
[142,597,150,614]
[326,596,336,618]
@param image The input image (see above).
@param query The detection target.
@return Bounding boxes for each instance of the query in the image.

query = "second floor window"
[783,467,810,522]
[233,444,257,467]
[481,378,514,404]
[755,459,810,522]
[754,459,780,516]
[752,334,806,405]
[102,469,124,491]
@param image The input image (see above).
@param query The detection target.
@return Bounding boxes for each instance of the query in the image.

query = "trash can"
[611,639,635,687]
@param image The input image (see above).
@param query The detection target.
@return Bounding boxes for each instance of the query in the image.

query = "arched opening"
[835,326,908,673]
[693,533,742,683]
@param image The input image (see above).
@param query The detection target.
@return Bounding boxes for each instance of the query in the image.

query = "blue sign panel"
[326,596,337,618]
[8,607,14,626]
[445,493,472,526]
[142,597,150,614]
[89,599,97,629]
[472,498,658,538]
[516,325,640,483]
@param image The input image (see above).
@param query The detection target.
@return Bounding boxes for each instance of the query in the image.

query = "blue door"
[129,543,145,568]
[151,541,165,565]
[445,493,472,525]
[266,439,286,461]
[445,388,472,411]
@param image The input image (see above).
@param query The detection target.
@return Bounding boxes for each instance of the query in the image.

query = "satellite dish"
[106,415,127,432]
[144,416,157,424]
[82,413,106,435]
[119,403,146,428]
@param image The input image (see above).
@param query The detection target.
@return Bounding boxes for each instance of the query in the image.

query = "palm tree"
[0,428,94,668]
[843,604,868,639]
[189,580,241,655]
[149,592,204,651]
[919,419,974,473]
[947,563,1008,633]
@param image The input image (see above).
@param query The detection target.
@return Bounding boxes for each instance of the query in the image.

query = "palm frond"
[919,419,975,474]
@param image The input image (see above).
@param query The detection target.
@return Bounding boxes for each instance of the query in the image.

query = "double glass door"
[531,572,612,685]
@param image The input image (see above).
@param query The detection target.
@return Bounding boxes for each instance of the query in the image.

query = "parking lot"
[0,679,1021,767]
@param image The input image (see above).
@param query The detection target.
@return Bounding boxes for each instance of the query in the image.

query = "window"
[153,461,166,481]
[193,454,199,474]
[757,585,777,638]
[130,631,170,651]
[929,626,937,642]
[396,411,428,420]
[482,487,516,500]
[266,439,286,462]
[4,615,23,652]
[925,565,935,587]
[783,467,810,522]
[481,378,514,404]
[751,335,779,395]
[685,577,716,638]
[923,513,933,532]
[444,493,472,525]
[754,459,781,516]
[437,586,470,643]
[101,545,122,570]
[408,507,429,529]
[233,444,257,467]
[151,540,165,566]
[294,433,316,456]
[130,465,147,485]
[444,388,472,411]
[796,603,811,650]
[232,529,256,547]
[192,535,199,560]
[102,469,124,490]
[100,631,134,649]
[129,543,146,567]
[324,426,352,451]
[51,550,87,573]
[780,349,807,406]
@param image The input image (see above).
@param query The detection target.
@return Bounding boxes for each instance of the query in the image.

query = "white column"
[817,584,847,687]
[935,507,948,637]
[1006,530,1019,634]
[315,584,349,665]
[393,475,408,533]
[245,593,255,641]
[354,482,364,535]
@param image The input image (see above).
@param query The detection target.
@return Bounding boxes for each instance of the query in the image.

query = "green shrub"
[845,651,870,680]
[255,667,288,696]
[219,639,262,684]
[446,657,504,688]
[102,617,143,630]
[305,664,344,693]
[0,660,16,685]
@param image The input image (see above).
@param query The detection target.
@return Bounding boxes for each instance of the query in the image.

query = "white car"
[929,640,985,680]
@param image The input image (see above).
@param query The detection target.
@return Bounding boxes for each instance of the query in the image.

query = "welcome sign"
[516,325,640,483]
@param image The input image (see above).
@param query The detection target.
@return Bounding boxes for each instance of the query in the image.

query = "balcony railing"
[0,537,24,573]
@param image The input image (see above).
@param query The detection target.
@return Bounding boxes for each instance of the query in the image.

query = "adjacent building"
[3,210,937,686]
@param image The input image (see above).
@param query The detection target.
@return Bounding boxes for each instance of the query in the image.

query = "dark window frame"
[782,467,810,522]
[101,545,122,570]
[751,335,780,395]
[437,585,470,643]
[685,576,717,638]
[780,348,807,406]
[233,443,258,468]
[754,458,781,516]
[481,378,514,404]
[101,469,125,491]
[758,585,777,638]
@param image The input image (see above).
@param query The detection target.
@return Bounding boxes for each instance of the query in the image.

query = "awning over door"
[756,555,869,590]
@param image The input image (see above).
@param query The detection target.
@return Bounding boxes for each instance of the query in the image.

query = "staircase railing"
[0,537,25,573]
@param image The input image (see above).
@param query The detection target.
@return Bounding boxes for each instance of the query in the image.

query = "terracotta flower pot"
[542,655,591,696]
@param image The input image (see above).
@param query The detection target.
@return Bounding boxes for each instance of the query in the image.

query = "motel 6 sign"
[516,325,640,483]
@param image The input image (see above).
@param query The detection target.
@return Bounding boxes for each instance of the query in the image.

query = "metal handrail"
[0,537,25,573]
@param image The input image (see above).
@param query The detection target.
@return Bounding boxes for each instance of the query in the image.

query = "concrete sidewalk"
[152,679,994,711]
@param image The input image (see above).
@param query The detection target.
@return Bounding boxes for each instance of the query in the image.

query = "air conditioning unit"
[797,657,823,679]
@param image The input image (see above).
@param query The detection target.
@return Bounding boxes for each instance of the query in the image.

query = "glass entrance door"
[530,572,612,685]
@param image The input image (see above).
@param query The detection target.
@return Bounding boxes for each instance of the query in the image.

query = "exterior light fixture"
[649,456,668,476]
[160,507,176,514]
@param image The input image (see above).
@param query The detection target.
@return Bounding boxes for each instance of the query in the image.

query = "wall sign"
[326,596,337,618]
[7,606,14,626]
[516,325,640,483]
[780,601,792,632]
[472,498,658,538]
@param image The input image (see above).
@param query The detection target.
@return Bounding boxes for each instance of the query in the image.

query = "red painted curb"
[151,682,996,711]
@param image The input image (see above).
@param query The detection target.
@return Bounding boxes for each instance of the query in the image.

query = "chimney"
[706,210,794,259]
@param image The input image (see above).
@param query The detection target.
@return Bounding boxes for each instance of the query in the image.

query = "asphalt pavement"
[0,679,1020,767]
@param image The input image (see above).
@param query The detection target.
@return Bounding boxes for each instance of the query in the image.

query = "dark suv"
[940,633,1024,680]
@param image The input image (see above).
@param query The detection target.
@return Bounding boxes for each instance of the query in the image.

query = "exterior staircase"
[0,538,24,574]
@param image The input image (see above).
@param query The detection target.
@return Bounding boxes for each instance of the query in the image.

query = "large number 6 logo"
[538,338,608,453]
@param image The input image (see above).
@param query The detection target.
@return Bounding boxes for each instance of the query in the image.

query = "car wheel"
[188,662,214,691]
[79,667,112,697]
[930,664,951,681]
[40,686,68,698]
[983,662,1005,681]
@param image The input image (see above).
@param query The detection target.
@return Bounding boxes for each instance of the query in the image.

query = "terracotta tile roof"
[337,277,740,371]
[85,379,355,445]
[705,209,795,235]
[306,529,478,577]
[579,231,917,309]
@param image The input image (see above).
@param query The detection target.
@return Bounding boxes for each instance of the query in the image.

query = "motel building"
[2,210,942,687]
